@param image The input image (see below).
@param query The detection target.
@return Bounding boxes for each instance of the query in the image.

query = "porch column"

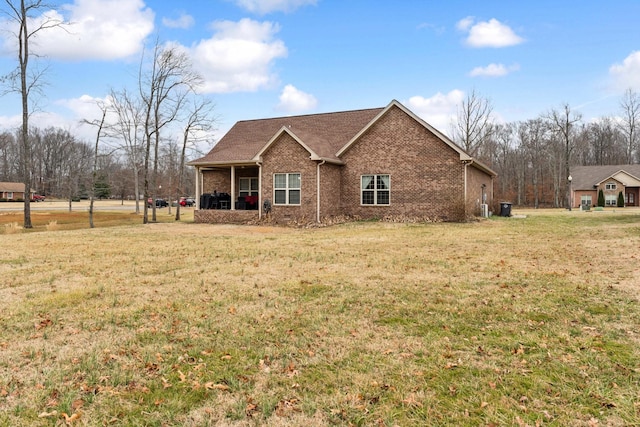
[195,167,201,210]
[257,162,262,219]
[230,166,236,210]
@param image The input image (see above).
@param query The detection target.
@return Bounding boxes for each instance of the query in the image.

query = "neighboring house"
[0,182,32,201]
[188,100,496,224]
[570,165,640,208]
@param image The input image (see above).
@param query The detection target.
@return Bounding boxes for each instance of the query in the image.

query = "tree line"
[455,88,639,209]
[1,0,216,227]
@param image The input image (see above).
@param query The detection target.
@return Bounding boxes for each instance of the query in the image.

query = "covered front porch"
[194,164,263,224]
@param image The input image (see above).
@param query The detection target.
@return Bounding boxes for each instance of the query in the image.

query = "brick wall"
[467,165,493,216]
[339,105,467,221]
[319,162,342,219]
[260,132,318,223]
[202,169,231,194]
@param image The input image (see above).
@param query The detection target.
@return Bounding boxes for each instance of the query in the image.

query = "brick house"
[188,100,496,224]
[0,182,32,201]
[570,165,640,208]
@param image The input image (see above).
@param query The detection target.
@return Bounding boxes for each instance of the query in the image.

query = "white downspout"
[316,160,325,223]
[195,167,201,210]
[464,161,469,217]
[256,161,262,219]
[230,166,236,210]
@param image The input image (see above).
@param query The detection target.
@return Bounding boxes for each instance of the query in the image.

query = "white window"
[581,195,592,206]
[239,177,258,197]
[605,195,617,206]
[274,173,301,205]
[361,174,390,205]
[605,182,617,190]
[6,192,13,199]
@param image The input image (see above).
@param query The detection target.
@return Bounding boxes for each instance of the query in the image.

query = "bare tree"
[139,41,202,223]
[109,89,145,213]
[454,89,494,156]
[1,0,63,227]
[175,97,216,220]
[618,88,639,164]
[82,101,108,228]
[545,103,582,208]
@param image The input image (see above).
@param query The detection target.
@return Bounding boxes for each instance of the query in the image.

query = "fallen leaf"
[38,410,57,418]
[204,382,230,391]
[61,412,81,424]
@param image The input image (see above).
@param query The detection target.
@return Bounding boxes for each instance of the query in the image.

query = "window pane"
[288,173,301,189]
[362,175,375,190]
[377,175,390,189]
[362,190,374,204]
[377,190,390,205]
[274,174,286,188]
[289,190,300,204]
[239,179,249,191]
[250,178,259,191]
[275,189,286,204]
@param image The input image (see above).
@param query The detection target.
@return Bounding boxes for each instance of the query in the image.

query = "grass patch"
[0,211,639,425]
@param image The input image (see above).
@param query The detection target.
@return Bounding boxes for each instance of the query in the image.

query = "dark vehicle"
[148,198,168,208]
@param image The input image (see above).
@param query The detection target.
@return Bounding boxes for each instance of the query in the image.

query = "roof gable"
[253,126,328,163]
[336,100,473,162]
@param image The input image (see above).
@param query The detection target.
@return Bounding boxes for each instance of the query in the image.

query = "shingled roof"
[189,107,385,165]
[571,165,640,190]
[0,182,26,192]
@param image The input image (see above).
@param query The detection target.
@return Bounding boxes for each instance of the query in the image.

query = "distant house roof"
[0,182,26,192]
[571,165,640,190]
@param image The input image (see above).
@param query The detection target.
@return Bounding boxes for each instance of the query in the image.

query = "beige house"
[570,165,640,208]
[188,100,496,224]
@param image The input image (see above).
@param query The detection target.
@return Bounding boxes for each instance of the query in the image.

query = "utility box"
[481,203,489,218]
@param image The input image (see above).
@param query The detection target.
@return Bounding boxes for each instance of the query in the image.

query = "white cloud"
[469,63,520,77]
[0,0,155,60]
[406,90,465,134]
[609,51,640,91]
[456,16,475,31]
[162,12,195,29]
[457,17,524,48]
[191,18,288,93]
[233,0,317,14]
[276,85,317,113]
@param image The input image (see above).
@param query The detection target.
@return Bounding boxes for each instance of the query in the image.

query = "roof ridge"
[235,106,385,124]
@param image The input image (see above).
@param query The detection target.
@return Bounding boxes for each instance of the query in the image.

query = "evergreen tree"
[617,191,625,207]
[597,189,605,207]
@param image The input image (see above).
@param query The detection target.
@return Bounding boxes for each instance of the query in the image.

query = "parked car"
[179,197,195,207]
[31,194,46,202]
[147,198,168,208]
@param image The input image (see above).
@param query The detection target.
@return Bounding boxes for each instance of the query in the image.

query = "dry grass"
[0,208,639,426]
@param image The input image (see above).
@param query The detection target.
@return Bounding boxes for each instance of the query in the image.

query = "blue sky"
[1,0,639,148]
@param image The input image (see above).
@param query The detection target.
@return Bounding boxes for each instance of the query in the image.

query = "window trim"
[239,177,259,197]
[273,173,301,205]
[360,174,391,206]
[605,182,617,190]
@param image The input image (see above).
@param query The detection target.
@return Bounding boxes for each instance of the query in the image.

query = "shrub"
[617,191,625,207]
[597,189,605,207]
[46,220,60,231]
[4,222,23,234]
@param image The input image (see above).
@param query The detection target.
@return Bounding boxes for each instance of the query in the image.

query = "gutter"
[316,160,326,223]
